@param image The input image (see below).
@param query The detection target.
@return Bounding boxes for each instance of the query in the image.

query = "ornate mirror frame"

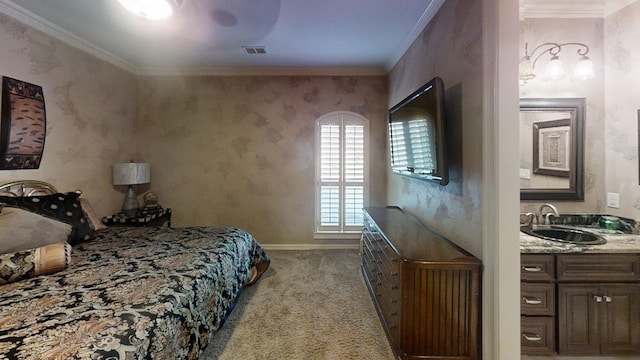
[520,98,585,201]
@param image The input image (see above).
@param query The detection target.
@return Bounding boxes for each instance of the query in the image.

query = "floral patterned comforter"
[0,226,270,359]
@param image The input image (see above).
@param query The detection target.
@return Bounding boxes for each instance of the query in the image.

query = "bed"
[0,180,270,359]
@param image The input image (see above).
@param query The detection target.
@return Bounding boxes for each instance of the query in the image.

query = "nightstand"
[102,208,172,227]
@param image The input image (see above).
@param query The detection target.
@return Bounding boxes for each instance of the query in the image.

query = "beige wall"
[135,75,388,245]
[0,13,137,216]
[387,0,484,258]
[519,18,606,214]
[605,2,640,219]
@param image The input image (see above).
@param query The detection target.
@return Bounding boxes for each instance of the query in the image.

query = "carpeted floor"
[201,249,396,359]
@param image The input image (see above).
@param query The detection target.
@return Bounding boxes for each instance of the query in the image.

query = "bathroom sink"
[520,225,607,245]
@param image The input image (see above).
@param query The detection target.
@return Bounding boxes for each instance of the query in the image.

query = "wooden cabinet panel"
[600,284,640,355]
[521,254,555,281]
[521,282,555,316]
[558,284,600,354]
[362,207,481,360]
[521,316,556,355]
[558,279,640,355]
[557,254,640,282]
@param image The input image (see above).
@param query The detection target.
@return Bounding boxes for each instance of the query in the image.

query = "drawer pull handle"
[390,272,399,276]
[521,266,542,272]
[604,295,612,303]
[522,296,542,305]
[593,295,603,303]
[522,333,542,342]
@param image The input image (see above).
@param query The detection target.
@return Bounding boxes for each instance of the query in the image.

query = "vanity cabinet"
[521,254,556,355]
[521,253,640,356]
[362,206,482,360]
[557,254,640,355]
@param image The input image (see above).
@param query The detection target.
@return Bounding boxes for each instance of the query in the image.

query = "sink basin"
[521,225,607,245]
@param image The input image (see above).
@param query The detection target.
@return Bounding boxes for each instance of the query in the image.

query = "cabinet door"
[600,284,640,355]
[558,284,600,355]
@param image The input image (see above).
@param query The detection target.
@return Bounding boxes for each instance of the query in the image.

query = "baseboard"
[261,243,360,251]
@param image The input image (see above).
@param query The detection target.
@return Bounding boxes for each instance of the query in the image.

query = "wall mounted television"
[388,76,449,185]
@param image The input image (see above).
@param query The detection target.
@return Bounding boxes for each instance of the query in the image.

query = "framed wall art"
[0,76,46,170]
[533,118,571,177]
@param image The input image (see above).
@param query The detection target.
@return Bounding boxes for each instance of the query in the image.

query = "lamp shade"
[112,163,150,186]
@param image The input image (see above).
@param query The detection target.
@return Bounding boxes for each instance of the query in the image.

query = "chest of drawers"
[362,207,482,360]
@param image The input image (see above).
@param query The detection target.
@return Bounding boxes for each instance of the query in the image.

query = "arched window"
[314,111,369,239]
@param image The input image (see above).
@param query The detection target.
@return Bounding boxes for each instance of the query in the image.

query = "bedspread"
[0,226,270,359]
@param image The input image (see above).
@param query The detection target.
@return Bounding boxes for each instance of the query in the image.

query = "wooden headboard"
[0,180,58,197]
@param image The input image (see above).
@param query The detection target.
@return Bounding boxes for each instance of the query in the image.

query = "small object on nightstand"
[102,208,172,228]
[143,191,159,209]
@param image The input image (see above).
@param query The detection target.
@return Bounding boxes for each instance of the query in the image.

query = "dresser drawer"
[556,254,640,282]
[521,254,555,281]
[521,316,556,355]
[521,282,555,316]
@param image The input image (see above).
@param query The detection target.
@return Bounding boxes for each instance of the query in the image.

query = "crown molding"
[135,66,387,77]
[0,0,138,73]
[385,0,446,71]
[520,0,638,19]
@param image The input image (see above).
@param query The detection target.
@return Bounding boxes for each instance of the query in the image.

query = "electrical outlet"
[519,168,531,180]
[607,192,620,208]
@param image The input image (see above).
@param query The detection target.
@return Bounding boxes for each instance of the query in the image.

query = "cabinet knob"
[521,266,542,272]
[522,333,542,342]
[593,295,603,303]
[522,296,542,305]
[604,295,612,303]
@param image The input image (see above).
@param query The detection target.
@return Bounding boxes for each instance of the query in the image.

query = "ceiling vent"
[243,46,267,54]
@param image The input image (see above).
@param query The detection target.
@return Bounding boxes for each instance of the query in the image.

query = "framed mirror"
[519,98,585,200]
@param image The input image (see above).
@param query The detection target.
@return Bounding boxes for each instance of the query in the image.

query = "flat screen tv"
[388,76,448,185]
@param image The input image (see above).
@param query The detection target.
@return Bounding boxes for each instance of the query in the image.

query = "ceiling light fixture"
[519,42,594,84]
[117,0,174,20]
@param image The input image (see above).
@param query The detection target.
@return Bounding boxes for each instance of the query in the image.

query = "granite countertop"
[520,231,640,254]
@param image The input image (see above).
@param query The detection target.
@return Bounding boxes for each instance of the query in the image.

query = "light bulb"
[117,0,173,20]
[573,55,595,81]
[543,55,565,81]
[519,55,536,83]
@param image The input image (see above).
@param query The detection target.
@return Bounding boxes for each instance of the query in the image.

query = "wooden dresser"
[361,206,482,360]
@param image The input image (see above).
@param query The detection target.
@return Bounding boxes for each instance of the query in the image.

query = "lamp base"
[121,185,139,217]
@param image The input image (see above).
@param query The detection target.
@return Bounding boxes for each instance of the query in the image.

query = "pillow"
[0,242,71,285]
[0,207,73,254]
[80,198,107,231]
[0,192,93,245]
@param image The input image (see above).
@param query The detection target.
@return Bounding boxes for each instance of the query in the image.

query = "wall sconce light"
[519,42,595,84]
[113,161,150,217]
[117,0,176,20]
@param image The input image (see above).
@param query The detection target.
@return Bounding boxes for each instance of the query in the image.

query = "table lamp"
[112,162,150,217]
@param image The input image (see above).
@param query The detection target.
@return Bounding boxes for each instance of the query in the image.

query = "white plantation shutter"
[316,112,369,236]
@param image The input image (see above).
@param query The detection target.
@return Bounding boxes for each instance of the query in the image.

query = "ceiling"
[0,0,636,76]
[0,0,445,75]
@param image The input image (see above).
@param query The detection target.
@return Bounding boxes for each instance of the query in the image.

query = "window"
[315,111,369,238]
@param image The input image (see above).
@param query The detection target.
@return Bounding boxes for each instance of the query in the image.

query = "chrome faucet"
[538,203,559,225]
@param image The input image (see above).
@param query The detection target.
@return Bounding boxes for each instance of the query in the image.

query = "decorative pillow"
[0,192,93,245]
[0,242,71,285]
[0,207,73,254]
[80,198,107,231]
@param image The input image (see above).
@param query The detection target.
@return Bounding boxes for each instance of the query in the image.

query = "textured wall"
[387,0,484,258]
[0,13,137,217]
[519,18,606,214]
[605,2,640,219]
[135,76,387,245]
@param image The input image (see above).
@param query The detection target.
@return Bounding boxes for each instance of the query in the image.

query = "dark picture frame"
[533,118,571,178]
[0,76,46,170]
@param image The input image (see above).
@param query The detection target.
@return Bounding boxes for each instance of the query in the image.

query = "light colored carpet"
[201,249,396,359]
